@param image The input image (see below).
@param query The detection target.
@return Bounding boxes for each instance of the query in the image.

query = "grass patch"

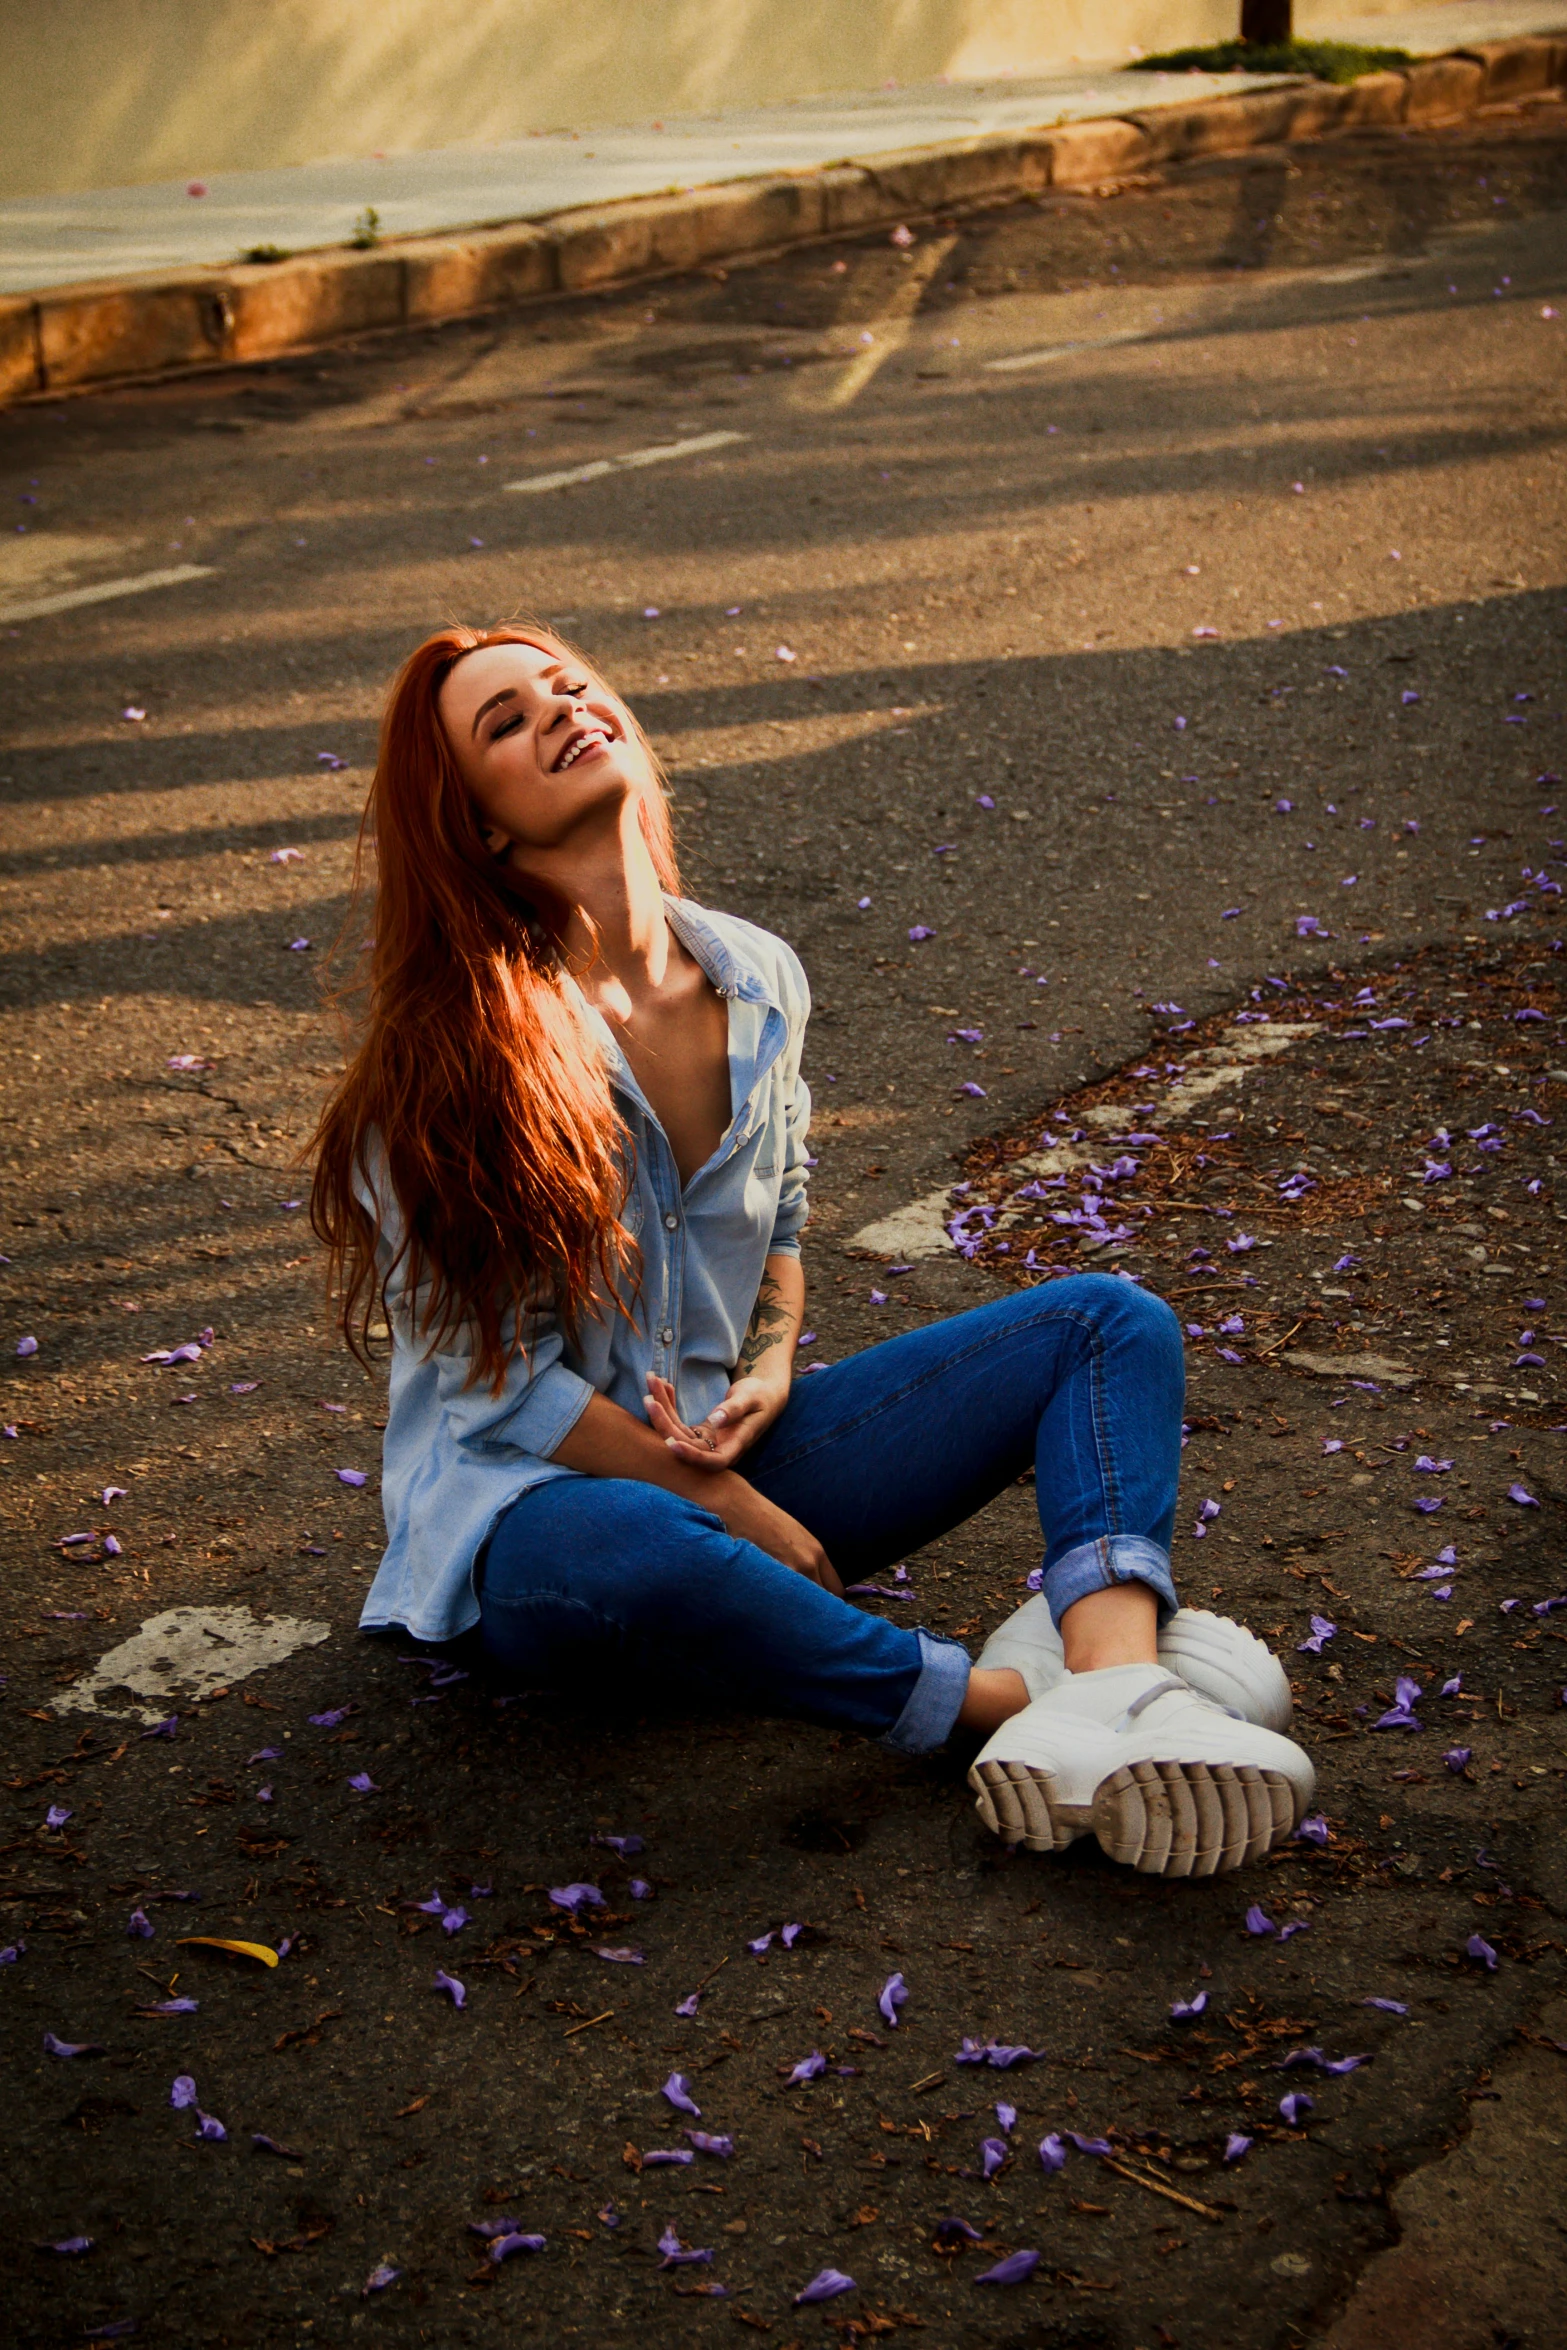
[1133,39,1413,84]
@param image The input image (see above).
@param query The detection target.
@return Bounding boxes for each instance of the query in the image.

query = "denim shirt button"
[659,1325,675,1346]
[663,1212,679,1231]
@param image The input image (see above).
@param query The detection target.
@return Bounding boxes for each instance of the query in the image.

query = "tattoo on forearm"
[735,1270,794,1379]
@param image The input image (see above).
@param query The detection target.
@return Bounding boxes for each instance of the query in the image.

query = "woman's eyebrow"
[470,686,519,737]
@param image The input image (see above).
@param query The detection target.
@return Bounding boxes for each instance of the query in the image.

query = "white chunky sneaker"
[968,1663,1315,1878]
[977,1595,1292,1733]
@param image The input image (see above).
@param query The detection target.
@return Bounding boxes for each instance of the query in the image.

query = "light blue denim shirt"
[356,897,812,1644]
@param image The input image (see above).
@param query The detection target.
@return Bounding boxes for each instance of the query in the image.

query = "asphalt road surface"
[2,102,1566,2350]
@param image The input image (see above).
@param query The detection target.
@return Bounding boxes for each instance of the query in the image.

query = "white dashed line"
[0,561,216,626]
[504,430,747,494]
[984,329,1149,373]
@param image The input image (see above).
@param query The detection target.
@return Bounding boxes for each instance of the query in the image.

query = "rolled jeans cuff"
[1046,1534,1178,1631]
[880,1628,972,1755]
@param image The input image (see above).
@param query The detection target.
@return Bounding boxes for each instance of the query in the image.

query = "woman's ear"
[482,825,511,860]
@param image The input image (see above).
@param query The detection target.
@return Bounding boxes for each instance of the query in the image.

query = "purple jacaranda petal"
[141,1716,179,1741]
[977,2249,1041,2286]
[988,2044,1043,2068]
[1445,1747,1473,1773]
[995,2102,1017,2134]
[1466,1934,1499,1972]
[415,1890,446,1914]
[641,2150,694,2167]
[253,2132,305,2158]
[44,1804,73,1830]
[16,1335,37,1357]
[40,2236,94,2256]
[362,2263,402,2294]
[1509,1484,1540,1507]
[229,1381,260,1394]
[467,2216,522,2239]
[1280,1921,1311,1943]
[1322,1438,1344,1455]
[549,1883,604,1913]
[934,2217,986,2247]
[1067,2133,1113,2156]
[140,1997,199,2016]
[598,2202,620,2228]
[659,2225,714,2269]
[1296,1815,1329,1847]
[1279,2094,1314,2126]
[127,1908,154,1938]
[195,2109,227,2141]
[793,2268,856,2305]
[780,1922,803,1948]
[434,1970,466,2008]
[1363,1997,1410,2015]
[663,2073,702,2118]
[788,2051,827,2085]
[1223,2133,1252,2164]
[1395,1675,1422,1708]
[1324,2055,1370,2075]
[1297,1615,1336,1655]
[336,1468,366,1488]
[309,1706,352,1728]
[170,2075,198,2108]
[980,2137,1008,2179]
[687,2131,734,2158]
[592,1946,644,1964]
[44,2034,106,2058]
[590,1834,646,1857]
[628,1878,652,1900]
[908,926,936,944]
[489,2233,546,2263]
[675,1991,702,2017]
[1170,1992,1207,2021]
[878,1972,908,2028]
[347,1772,378,1793]
[747,1931,775,1954]
[1281,2046,1325,2070]
[955,2038,989,2065]
[440,1907,467,1934]
[1245,1906,1276,1937]
[1038,2133,1066,2173]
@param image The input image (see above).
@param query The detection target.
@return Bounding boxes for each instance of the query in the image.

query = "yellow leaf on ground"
[176,1936,280,1968]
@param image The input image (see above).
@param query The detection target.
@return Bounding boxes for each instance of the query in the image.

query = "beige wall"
[0,0,1261,198]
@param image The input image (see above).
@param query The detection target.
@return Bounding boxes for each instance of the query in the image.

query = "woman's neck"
[554,804,674,1007]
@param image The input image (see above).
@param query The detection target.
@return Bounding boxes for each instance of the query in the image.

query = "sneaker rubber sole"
[969,1753,1297,1877]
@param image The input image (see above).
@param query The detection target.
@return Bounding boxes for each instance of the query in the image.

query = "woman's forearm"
[735,1251,805,1392]
[551,1388,744,1504]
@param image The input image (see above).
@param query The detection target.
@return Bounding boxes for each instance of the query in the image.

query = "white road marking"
[56,1604,330,1725]
[847,1022,1319,1260]
[985,328,1149,373]
[806,235,959,410]
[504,430,746,494]
[1315,262,1392,285]
[0,561,215,626]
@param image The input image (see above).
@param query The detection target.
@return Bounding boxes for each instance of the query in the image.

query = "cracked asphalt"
[2,97,1566,2350]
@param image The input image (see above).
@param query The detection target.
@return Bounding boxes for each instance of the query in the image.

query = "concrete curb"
[3,33,1563,407]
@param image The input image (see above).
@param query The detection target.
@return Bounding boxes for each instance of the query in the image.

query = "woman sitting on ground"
[310,622,1313,1878]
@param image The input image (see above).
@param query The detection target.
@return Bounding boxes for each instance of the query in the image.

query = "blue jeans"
[477,1276,1183,1755]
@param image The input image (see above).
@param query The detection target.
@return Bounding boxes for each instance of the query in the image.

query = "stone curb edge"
[2,34,1563,407]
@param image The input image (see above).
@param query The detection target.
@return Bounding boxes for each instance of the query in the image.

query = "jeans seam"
[759,1295,1108,1478]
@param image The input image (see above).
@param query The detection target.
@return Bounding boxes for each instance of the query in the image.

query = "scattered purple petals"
[195,2108,227,2141]
[44,2034,105,2058]
[1445,1747,1473,1773]
[1508,1484,1540,1508]
[140,1997,199,2016]
[127,1909,154,1939]
[253,2132,306,2158]
[308,1706,352,1729]
[788,2051,827,2085]
[1223,2133,1252,2164]
[44,1804,73,1830]
[747,1931,775,1954]
[1067,2133,1113,2157]
[628,1878,652,1901]
[362,2263,402,2294]
[335,1468,367,1488]
[16,1335,38,1358]
[793,2268,856,2305]
[675,1991,702,2017]
[434,1969,466,2008]
[1297,1615,1336,1655]
[687,2131,734,2158]
[1170,1992,1207,2021]
[658,2225,714,2269]
[780,1922,802,1948]
[980,2137,1008,2179]
[1466,1934,1499,1972]
[549,1883,604,1913]
[490,2233,546,2263]
[908,926,935,944]
[976,2250,1040,2287]
[1244,1906,1276,1937]
[995,2102,1017,2134]
[592,1946,644,1965]
[1362,1998,1409,2016]
[141,1717,179,1741]
[41,2236,94,2256]
[1278,2093,1314,2126]
[878,1972,908,2028]
[640,2150,693,2168]
[934,2217,985,2247]
[1038,2133,1066,2173]
[590,1834,645,1857]
[347,1772,378,1793]
[663,2073,702,2118]
[1296,1815,1329,1847]
[440,1907,467,1935]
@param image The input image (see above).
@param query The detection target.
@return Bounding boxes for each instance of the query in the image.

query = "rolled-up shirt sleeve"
[767,1045,812,1258]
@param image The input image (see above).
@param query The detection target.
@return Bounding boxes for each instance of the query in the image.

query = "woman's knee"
[1043,1273,1183,1372]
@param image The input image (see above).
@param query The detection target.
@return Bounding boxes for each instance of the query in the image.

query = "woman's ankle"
[957,1666,1029,1734]
[1060,1585,1159,1674]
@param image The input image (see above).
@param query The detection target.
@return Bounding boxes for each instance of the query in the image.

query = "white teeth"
[558,729,608,771]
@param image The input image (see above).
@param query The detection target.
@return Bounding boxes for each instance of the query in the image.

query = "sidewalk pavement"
[1,1,1561,299]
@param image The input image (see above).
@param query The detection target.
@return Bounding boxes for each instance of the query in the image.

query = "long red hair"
[310,621,680,1391]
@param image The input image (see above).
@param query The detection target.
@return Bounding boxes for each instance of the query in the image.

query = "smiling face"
[437,637,652,862]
